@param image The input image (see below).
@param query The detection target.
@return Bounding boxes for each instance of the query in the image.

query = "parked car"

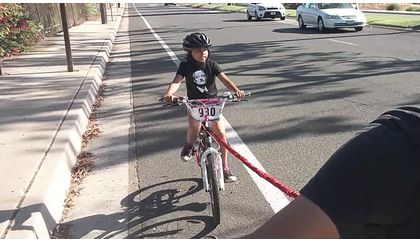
[247,3,286,21]
[296,3,366,32]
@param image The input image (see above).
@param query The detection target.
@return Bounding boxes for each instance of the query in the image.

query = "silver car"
[296,3,366,32]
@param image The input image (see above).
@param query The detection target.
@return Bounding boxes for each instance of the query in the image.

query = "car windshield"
[317,3,353,9]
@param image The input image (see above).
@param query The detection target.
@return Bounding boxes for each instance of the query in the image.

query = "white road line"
[132,3,291,213]
[222,116,291,212]
[329,38,358,46]
[133,4,180,66]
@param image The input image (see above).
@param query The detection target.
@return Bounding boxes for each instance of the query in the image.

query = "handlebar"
[158,91,251,105]
[219,91,251,101]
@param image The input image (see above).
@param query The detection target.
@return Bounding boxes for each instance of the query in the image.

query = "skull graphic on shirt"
[193,70,208,93]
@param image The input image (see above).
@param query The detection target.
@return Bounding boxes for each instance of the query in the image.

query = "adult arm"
[246,195,339,239]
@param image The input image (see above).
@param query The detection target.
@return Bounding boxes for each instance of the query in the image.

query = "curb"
[365,23,420,32]
[362,9,420,16]
[2,5,125,239]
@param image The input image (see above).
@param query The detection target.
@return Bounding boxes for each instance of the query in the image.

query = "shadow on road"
[56,178,217,239]
[223,19,278,23]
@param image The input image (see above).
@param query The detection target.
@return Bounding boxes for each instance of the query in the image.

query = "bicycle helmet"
[182,32,211,51]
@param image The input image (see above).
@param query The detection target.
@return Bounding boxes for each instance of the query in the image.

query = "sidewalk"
[0,4,125,239]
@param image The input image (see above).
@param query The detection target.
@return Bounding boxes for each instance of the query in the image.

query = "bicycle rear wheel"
[207,153,220,226]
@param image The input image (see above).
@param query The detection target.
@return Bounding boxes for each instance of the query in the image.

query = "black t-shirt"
[300,106,420,238]
[176,56,223,99]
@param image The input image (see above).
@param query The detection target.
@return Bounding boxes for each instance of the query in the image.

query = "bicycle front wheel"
[207,153,220,226]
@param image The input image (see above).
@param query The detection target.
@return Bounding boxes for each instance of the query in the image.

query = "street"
[60,3,420,239]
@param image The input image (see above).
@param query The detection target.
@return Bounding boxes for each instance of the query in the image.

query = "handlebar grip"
[158,96,182,106]
[220,91,251,100]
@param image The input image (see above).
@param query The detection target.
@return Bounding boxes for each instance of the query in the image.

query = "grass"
[188,3,246,13]
[188,3,297,17]
[186,3,420,30]
[365,13,420,29]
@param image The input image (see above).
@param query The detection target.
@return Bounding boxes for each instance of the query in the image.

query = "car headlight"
[258,6,266,11]
[326,15,340,19]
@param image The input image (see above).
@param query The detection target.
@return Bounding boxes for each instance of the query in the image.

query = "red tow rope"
[204,126,300,199]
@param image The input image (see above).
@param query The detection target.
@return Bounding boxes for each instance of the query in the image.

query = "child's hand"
[163,94,174,103]
[235,90,246,99]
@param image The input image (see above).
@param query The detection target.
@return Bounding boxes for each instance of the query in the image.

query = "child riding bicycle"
[163,32,245,183]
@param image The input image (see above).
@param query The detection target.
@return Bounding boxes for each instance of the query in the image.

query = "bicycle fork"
[200,148,225,192]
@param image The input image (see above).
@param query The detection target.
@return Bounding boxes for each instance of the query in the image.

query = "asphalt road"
[128,3,420,239]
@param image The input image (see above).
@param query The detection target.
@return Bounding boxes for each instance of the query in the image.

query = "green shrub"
[386,4,401,11]
[406,6,420,12]
[0,3,43,59]
[85,3,98,17]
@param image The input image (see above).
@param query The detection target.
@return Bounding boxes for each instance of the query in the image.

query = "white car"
[296,3,366,32]
[247,3,286,21]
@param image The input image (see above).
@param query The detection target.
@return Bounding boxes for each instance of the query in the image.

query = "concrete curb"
[362,9,420,16]
[3,5,126,239]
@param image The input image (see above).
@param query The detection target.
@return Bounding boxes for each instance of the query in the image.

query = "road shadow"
[223,19,278,23]
[126,3,420,162]
[273,27,359,34]
[55,178,217,239]
[0,203,56,238]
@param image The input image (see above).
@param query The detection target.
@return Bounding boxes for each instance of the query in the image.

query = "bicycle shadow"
[57,178,216,239]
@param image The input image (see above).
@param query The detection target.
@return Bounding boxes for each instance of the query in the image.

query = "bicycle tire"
[207,153,221,226]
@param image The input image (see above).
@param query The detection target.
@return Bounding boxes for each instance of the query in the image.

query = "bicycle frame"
[182,98,226,192]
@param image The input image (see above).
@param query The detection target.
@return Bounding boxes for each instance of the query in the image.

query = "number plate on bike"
[190,104,223,121]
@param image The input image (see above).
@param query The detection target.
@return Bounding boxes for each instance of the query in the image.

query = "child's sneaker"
[180,144,194,162]
[224,169,237,183]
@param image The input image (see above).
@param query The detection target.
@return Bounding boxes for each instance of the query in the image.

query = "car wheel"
[355,27,363,32]
[280,16,286,20]
[298,15,306,29]
[255,11,260,21]
[318,17,326,32]
[247,11,252,21]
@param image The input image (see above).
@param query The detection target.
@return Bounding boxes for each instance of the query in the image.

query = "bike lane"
[127,3,282,239]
